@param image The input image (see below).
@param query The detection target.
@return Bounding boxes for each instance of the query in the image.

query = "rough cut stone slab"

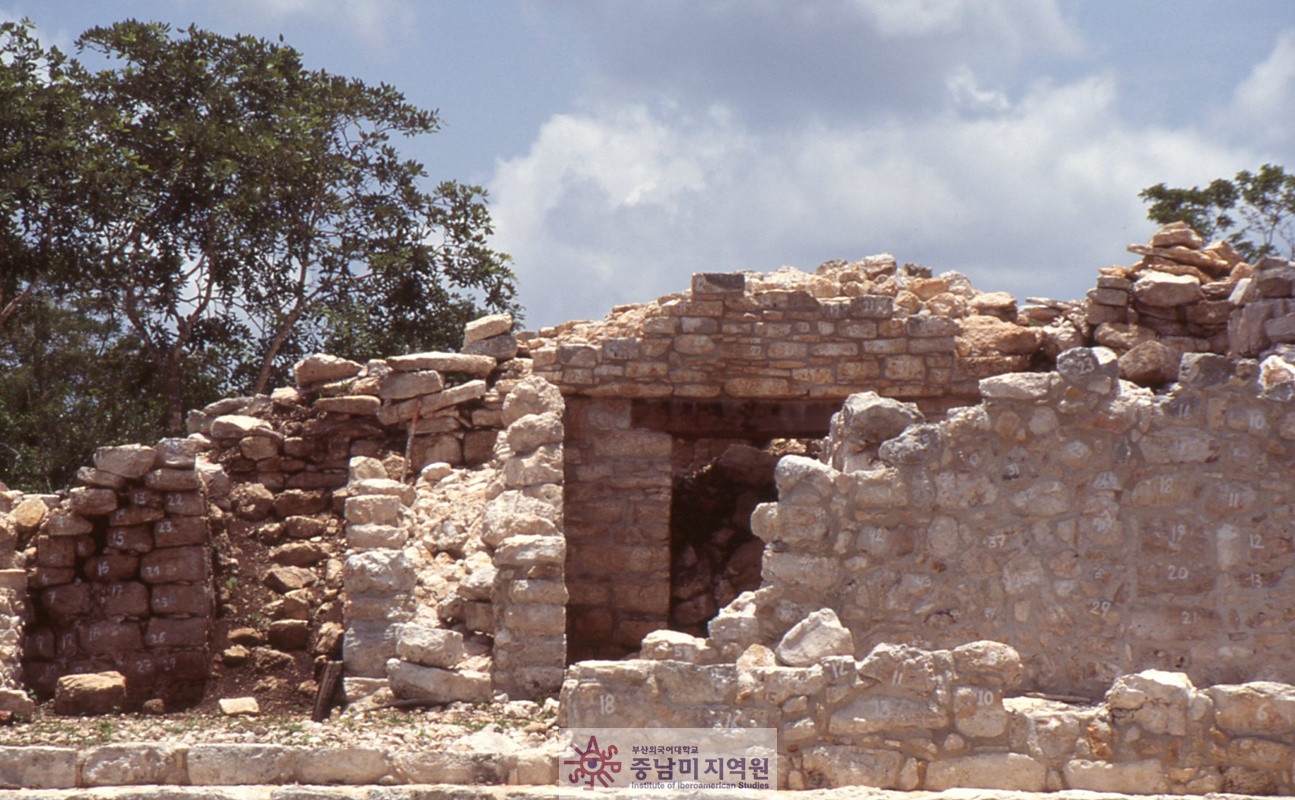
[389,749,509,785]
[502,376,564,426]
[1132,271,1203,307]
[978,372,1055,401]
[386,659,492,704]
[144,469,202,492]
[377,380,489,425]
[925,753,1047,791]
[344,494,402,526]
[80,744,186,786]
[1209,681,1295,735]
[378,370,445,401]
[1063,758,1169,793]
[505,412,563,454]
[463,331,518,360]
[69,487,118,516]
[187,744,296,785]
[294,353,363,387]
[349,479,415,506]
[313,396,381,415]
[463,312,513,345]
[53,671,126,716]
[155,437,201,468]
[10,497,48,529]
[210,415,274,440]
[219,697,260,716]
[387,351,496,376]
[395,624,465,669]
[295,748,390,785]
[776,608,854,667]
[94,444,158,479]
[0,746,77,789]
[800,746,902,789]
[343,551,416,595]
[344,621,398,679]
[494,535,565,568]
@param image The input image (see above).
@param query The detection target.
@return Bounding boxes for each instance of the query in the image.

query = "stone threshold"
[0,786,1276,799]
[0,742,556,791]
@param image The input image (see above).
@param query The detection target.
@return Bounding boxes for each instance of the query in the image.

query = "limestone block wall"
[0,501,30,717]
[710,346,1295,698]
[526,260,1010,406]
[340,370,568,707]
[562,636,1295,794]
[16,440,212,710]
[563,398,673,661]
[525,258,1044,659]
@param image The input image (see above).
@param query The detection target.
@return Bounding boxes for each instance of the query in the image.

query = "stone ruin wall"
[560,343,1295,793]
[0,221,1293,791]
[0,313,571,714]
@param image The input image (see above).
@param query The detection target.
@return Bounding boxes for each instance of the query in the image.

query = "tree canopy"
[0,19,518,489]
[1140,164,1295,262]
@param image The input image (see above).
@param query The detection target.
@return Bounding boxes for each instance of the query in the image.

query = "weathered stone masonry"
[4,222,1295,794]
[526,259,1026,659]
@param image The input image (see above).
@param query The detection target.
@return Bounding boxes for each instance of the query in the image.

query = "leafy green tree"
[0,20,88,329]
[0,20,519,488]
[0,292,221,490]
[66,20,517,432]
[1140,164,1295,262]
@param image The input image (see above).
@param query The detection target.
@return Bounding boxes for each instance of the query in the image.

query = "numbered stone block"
[85,554,140,583]
[46,511,93,537]
[25,627,56,661]
[150,584,210,617]
[77,620,143,657]
[109,504,164,527]
[30,567,75,589]
[153,516,207,548]
[68,487,119,517]
[35,536,77,568]
[126,488,165,509]
[164,493,205,516]
[139,546,209,584]
[93,445,157,480]
[144,617,207,650]
[1138,560,1215,596]
[154,437,200,469]
[104,525,154,554]
[144,469,201,492]
[40,583,92,621]
[100,582,150,618]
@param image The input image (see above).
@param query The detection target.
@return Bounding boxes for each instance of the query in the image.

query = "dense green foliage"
[1140,164,1295,262]
[0,19,517,490]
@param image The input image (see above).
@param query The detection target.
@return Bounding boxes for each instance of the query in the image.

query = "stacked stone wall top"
[524,256,1037,404]
[704,345,1295,700]
[1082,222,1295,385]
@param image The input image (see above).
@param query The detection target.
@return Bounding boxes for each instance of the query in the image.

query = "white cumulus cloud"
[491,70,1260,329]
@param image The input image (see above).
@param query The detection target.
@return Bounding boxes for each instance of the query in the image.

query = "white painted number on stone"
[1167,565,1190,581]
[598,694,615,716]
[1087,600,1111,617]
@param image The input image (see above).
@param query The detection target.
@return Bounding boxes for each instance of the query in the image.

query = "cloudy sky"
[9,1,1295,329]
